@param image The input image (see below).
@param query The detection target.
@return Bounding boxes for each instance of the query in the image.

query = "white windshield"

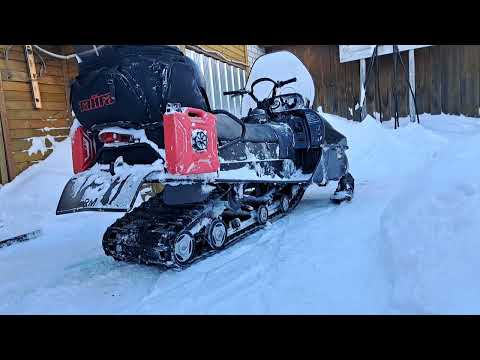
[241,51,315,117]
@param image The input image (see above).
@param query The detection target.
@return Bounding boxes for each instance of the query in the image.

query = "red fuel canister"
[163,107,220,175]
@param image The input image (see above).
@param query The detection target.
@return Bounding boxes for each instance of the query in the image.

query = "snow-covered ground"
[1,111,480,314]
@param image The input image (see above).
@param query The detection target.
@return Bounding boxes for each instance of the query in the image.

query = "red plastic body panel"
[163,107,220,175]
[72,126,96,174]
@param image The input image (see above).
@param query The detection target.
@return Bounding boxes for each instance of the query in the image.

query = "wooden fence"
[266,45,480,120]
[0,45,77,180]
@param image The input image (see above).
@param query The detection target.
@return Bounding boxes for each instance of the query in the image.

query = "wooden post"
[0,71,15,181]
[0,111,8,184]
[243,45,249,72]
[408,49,416,122]
[24,45,42,109]
[61,57,72,122]
[360,58,367,120]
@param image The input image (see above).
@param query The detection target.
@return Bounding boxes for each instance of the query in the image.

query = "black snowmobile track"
[102,185,306,270]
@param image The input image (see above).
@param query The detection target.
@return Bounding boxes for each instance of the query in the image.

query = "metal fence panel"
[185,49,246,116]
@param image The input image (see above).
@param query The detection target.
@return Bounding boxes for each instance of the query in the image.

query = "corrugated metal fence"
[185,49,247,117]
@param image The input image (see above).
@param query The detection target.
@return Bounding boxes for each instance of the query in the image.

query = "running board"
[57,165,314,215]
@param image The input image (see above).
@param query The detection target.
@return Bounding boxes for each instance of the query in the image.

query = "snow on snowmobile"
[56,45,354,268]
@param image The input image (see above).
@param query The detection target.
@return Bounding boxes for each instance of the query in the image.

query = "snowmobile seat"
[215,113,295,159]
[216,113,280,143]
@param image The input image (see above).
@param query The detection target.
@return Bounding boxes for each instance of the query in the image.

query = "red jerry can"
[163,107,220,175]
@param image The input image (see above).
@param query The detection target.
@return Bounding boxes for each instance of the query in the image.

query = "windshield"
[241,51,315,117]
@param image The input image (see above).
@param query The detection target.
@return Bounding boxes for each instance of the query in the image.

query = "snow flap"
[56,167,154,214]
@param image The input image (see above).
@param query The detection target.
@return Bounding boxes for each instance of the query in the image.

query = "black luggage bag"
[70,45,209,129]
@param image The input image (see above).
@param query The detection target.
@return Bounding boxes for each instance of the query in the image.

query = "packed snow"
[1,111,480,314]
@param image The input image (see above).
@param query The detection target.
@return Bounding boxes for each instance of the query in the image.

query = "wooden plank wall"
[0,45,76,178]
[266,45,480,120]
[267,45,360,120]
[363,50,410,121]
[201,45,248,66]
[0,74,10,183]
[415,45,480,117]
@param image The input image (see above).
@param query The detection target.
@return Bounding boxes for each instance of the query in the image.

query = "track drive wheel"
[279,194,290,213]
[207,219,228,250]
[257,205,269,225]
[173,231,195,266]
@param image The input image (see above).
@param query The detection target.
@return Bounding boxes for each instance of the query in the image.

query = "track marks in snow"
[378,120,480,314]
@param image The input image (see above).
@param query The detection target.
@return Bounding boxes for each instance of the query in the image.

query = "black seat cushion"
[215,113,296,159]
[216,113,279,143]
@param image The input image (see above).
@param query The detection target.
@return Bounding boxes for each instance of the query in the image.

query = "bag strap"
[106,71,116,100]
[116,67,152,121]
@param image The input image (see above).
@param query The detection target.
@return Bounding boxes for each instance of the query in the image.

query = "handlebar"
[224,77,297,97]
[223,76,298,114]
[223,89,248,98]
[223,90,241,96]
[278,77,297,87]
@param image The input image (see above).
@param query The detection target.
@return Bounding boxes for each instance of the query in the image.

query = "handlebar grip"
[223,91,237,96]
[279,77,297,86]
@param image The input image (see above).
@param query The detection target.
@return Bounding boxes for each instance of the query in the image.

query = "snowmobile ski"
[330,173,355,204]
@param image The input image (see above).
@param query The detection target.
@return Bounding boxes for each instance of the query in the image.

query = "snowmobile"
[56,45,354,268]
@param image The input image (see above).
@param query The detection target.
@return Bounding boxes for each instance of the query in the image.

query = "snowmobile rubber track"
[102,185,306,270]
